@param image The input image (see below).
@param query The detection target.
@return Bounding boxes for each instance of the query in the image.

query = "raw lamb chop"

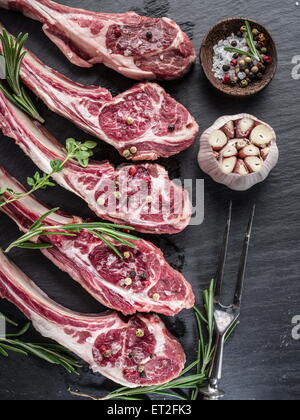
[0,25,199,160]
[0,0,196,80]
[0,251,186,387]
[0,91,192,234]
[0,167,195,316]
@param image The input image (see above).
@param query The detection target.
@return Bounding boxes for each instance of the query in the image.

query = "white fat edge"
[22,53,101,95]
[147,322,167,356]
[39,10,112,64]
[6,101,66,170]
[89,362,140,388]
[57,239,182,312]
[25,0,58,24]
[21,56,108,130]
[0,251,117,324]
[30,313,95,364]
[30,302,139,388]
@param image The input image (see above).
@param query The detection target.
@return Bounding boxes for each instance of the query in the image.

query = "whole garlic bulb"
[198,114,279,191]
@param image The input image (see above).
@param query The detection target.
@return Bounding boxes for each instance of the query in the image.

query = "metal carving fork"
[199,203,256,400]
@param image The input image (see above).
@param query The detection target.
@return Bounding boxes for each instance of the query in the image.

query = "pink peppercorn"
[222,75,231,84]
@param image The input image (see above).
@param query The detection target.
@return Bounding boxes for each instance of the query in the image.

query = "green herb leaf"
[5,206,138,259]
[0,314,80,373]
[245,21,261,61]
[0,29,44,123]
[224,46,255,59]
[0,138,96,209]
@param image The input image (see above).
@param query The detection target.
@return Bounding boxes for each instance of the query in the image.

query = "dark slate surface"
[0,0,299,401]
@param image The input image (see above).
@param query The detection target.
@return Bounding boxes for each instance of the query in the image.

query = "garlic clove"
[221,144,238,158]
[261,147,270,160]
[198,114,279,191]
[239,144,260,158]
[220,156,237,174]
[244,156,263,173]
[208,130,228,150]
[236,118,255,138]
[250,124,273,147]
[222,121,235,139]
[236,139,249,150]
[234,159,250,176]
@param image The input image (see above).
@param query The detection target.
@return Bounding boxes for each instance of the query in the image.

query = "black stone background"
[0,0,299,401]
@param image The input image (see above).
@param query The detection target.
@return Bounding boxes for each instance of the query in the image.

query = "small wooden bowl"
[200,18,278,97]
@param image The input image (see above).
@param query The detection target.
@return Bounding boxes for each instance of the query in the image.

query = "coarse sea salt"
[212,34,249,80]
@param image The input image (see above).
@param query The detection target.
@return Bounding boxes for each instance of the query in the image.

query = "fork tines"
[214,202,256,309]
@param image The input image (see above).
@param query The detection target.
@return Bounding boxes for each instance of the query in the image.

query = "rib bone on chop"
[0,24,199,161]
[0,167,195,316]
[0,91,192,234]
[0,0,196,80]
[0,251,186,387]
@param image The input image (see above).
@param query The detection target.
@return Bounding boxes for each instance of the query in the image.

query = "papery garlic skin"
[198,114,279,191]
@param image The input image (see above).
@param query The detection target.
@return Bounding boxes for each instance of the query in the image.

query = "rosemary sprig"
[0,138,97,208]
[224,20,261,62]
[223,46,256,59]
[0,312,18,327]
[4,207,139,258]
[245,20,261,62]
[70,280,239,401]
[0,315,81,373]
[0,30,44,123]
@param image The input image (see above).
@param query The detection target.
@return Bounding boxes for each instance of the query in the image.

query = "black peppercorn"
[236,31,242,38]
[248,72,255,80]
[130,271,136,278]
[257,62,266,72]
[256,72,263,80]
[231,41,238,47]
[168,124,175,132]
[146,31,153,40]
[233,53,239,59]
[140,273,147,281]
[222,64,230,72]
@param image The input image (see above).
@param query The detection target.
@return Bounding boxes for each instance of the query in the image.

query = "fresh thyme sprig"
[4,207,139,258]
[0,30,44,123]
[70,280,239,401]
[224,20,261,62]
[0,138,97,208]
[0,315,81,373]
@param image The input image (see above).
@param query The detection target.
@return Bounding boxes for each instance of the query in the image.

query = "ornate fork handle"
[199,203,256,400]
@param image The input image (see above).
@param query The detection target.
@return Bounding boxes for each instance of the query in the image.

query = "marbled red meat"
[0,25,198,161]
[0,91,192,234]
[0,0,196,80]
[0,167,195,316]
[0,251,186,387]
